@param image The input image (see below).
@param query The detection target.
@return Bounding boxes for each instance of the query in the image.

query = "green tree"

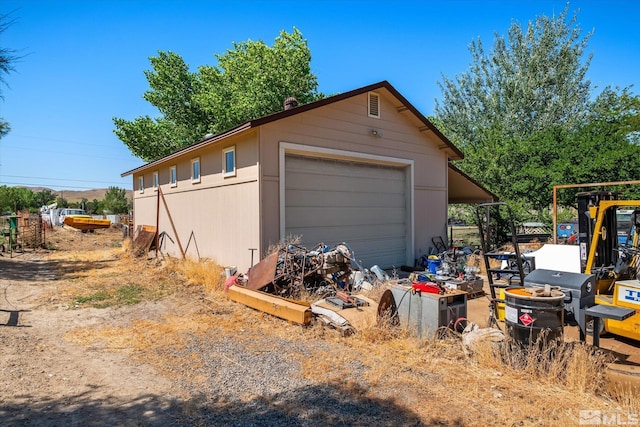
[450,87,640,215]
[434,5,626,216]
[113,51,209,162]
[103,186,129,214]
[435,5,592,150]
[0,186,33,212]
[114,28,322,162]
[435,4,640,221]
[0,12,20,139]
[55,196,68,209]
[86,198,102,214]
[33,189,56,208]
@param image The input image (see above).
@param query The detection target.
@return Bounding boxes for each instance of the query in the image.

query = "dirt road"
[0,248,181,426]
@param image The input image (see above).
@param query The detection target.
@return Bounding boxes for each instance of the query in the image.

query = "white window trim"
[152,170,159,191]
[170,165,177,187]
[138,176,144,194]
[223,146,236,178]
[191,157,201,184]
[368,91,380,119]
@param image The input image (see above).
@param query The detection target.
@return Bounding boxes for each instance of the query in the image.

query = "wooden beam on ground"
[227,285,312,325]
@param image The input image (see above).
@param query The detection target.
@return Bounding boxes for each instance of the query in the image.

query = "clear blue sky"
[1,0,638,191]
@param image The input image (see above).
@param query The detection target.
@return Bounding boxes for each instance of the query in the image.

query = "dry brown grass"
[48,229,639,425]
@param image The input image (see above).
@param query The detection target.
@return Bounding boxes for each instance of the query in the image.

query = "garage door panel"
[286,223,406,243]
[286,189,406,208]
[286,173,404,195]
[285,154,409,268]
[287,157,405,179]
[286,206,406,228]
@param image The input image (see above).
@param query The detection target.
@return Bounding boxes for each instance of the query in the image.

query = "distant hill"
[24,187,133,203]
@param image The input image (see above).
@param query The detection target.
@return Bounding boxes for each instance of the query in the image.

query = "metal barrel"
[504,287,565,347]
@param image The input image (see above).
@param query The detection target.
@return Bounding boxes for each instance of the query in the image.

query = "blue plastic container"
[427,256,441,274]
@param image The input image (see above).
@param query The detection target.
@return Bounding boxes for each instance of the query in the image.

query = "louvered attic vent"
[368,92,380,118]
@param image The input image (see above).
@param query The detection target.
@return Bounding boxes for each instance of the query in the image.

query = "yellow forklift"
[576,192,640,341]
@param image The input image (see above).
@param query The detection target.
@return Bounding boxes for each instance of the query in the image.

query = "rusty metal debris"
[243,241,390,299]
[227,241,390,332]
[247,242,365,298]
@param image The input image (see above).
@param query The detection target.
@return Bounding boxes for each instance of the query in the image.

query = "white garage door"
[285,154,409,269]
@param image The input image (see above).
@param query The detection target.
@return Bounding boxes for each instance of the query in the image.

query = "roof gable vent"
[368,92,380,118]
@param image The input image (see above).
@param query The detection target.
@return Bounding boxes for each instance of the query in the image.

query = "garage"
[125,81,495,272]
[284,153,411,268]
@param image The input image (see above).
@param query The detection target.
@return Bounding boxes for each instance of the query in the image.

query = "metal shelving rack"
[475,202,526,304]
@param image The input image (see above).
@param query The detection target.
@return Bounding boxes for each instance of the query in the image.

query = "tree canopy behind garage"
[113,28,323,162]
[435,5,640,215]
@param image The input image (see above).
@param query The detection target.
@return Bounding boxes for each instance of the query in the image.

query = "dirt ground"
[1,226,638,426]
[0,228,180,426]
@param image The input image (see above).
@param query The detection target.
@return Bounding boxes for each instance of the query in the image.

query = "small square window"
[223,146,236,178]
[170,165,177,187]
[153,171,159,190]
[138,176,144,194]
[191,157,201,183]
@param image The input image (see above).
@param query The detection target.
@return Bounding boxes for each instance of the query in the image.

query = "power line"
[1,174,128,186]
[9,133,126,149]
[1,143,138,162]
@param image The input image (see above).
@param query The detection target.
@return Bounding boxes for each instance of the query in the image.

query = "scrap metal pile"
[245,242,378,299]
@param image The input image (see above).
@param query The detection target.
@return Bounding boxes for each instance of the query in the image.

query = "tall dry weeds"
[164,257,225,295]
[469,335,613,396]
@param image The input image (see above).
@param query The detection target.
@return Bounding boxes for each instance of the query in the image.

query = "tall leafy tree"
[113,51,209,161]
[434,5,599,216]
[103,186,130,214]
[114,28,322,162]
[33,189,56,208]
[0,186,33,212]
[196,28,321,134]
[435,5,592,150]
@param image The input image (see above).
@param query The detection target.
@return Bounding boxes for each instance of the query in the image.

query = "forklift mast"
[577,191,619,274]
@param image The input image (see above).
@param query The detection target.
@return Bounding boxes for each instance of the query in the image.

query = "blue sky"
[1,0,638,191]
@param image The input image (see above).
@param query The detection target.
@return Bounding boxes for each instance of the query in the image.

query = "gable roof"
[122,80,463,177]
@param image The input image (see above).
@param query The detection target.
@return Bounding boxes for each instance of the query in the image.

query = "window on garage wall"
[170,165,177,187]
[191,157,201,183]
[223,146,236,178]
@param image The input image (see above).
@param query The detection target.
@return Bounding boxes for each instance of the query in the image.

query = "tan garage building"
[122,81,495,272]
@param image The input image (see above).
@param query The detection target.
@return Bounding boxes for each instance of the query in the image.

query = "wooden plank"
[227,285,312,325]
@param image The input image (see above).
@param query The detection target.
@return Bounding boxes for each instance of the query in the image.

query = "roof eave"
[121,80,464,175]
